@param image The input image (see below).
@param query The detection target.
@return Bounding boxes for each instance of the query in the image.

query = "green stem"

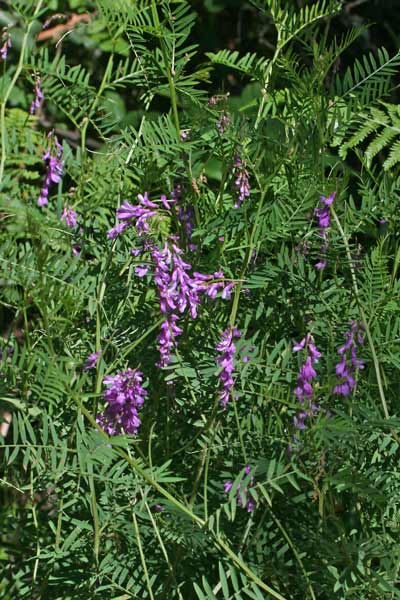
[132,512,155,600]
[0,0,44,185]
[331,207,389,420]
[151,1,180,140]
[80,53,114,157]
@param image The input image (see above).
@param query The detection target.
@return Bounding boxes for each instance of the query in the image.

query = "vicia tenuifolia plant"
[1,1,400,599]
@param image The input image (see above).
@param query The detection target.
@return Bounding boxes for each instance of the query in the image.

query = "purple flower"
[233,155,251,208]
[30,76,44,115]
[216,327,241,408]
[84,351,101,371]
[314,192,336,270]
[224,465,255,512]
[217,112,230,135]
[157,315,183,368]
[135,265,149,277]
[0,29,11,60]
[38,133,64,207]
[160,194,176,210]
[61,205,77,228]
[292,333,321,432]
[178,204,197,251]
[224,480,233,494]
[108,193,236,368]
[333,322,365,396]
[97,368,147,435]
[107,222,128,240]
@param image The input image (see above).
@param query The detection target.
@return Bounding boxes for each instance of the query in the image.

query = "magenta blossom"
[0,29,11,60]
[84,351,101,371]
[97,368,147,435]
[292,333,321,441]
[216,327,241,407]
[314,192,336,270]
[61,205,77,228]
[233,155,250,208]
[38,133,64,207]
[30,76,44,114]
[333,321,365,396]
[224,465,255,512]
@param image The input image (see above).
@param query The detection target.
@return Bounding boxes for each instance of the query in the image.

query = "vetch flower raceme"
[157,315,183,369]
[216,327,241,408]
[217,112,230,135]
[108,192,236,367]
[314,192,336,270]
[84,351,101,371]
[61,205,77,228]
[292,333,321,438]
[224,465,255,512]
[97,369,147,435]
[233,155,250,208]
[333,321,365,396]
[30,76,44,114]
[0,29,11,60]
[38,133,64,207]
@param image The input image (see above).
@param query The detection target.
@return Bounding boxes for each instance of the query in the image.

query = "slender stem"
[87,461,101,564]
[132,512,155,600]
[151,1,180,139]
[331,207,390,420]
[0,0,44,185]
[230,186,268,326]
[145,501,185,600]
[80,53,114,157]
[233,396,247,463]
[270,510,316,600]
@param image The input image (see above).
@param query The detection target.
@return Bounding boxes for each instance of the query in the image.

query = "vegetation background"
[1,1,400,599]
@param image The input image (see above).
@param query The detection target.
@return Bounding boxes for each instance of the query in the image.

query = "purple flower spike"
[224,480,233,494]
[30,76,44,114]
[61,205,77,228]
[135,265,149,277]
[107,222,128,240]
[97,368,147,435]
[216,327,241,408]
[233,155,250,208]
[84,351,101,371]
[292,333,321,433]
[0,29,11,60]
[314,192,336,270]
[37,133,64,208]
[224,465,255,512]
[157,315,183,368]
[333,321,365,396]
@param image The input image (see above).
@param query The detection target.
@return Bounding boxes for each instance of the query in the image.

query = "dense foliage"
[1,1,400,598]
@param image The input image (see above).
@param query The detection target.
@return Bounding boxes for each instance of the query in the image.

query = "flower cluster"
[30,76,44,115]
[314,192,336,270]
[178,203,197,251]
[153,242,234,367]
[333,321,365,396]
[97,369,147,435]
[216,327,241,407]
[107,193,158,240]
[233,156,250,208]
[292,333,321,435]
[224,465,255,512]
[38,134,64,207]
[0,29,11,60]
[83,351,101,371]
[216,112,230,135]
[108,192,235,367]
[61,205,77,228]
